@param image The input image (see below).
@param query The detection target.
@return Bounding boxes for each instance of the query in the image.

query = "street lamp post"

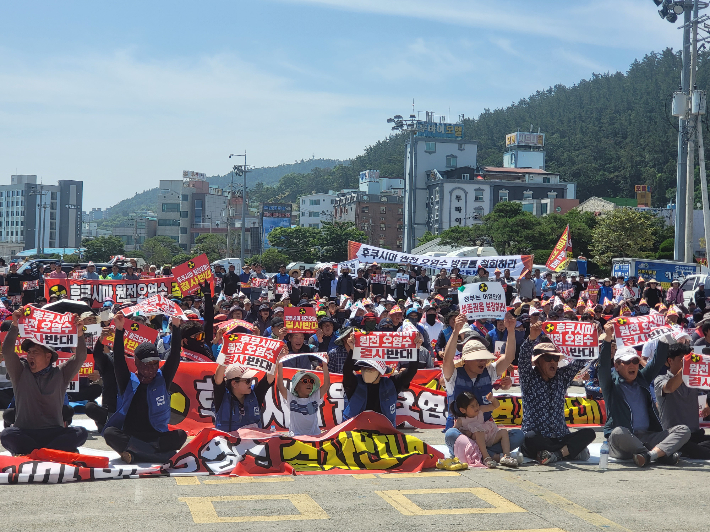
[229,152,249,260]
[386,113,419,252]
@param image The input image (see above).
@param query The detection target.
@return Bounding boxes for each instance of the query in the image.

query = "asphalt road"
[1,418,708,532]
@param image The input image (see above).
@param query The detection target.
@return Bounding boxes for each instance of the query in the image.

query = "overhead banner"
[171,253,214,296]
[683,352,710,389]
[613,315,667,347]
[45,278,176,309]
[18,307,78,348]
[347,241,532,277]
[459,282,507,320]
[546,225,572,272]
[283,307,318,334]
[542,321,598,359]
[216,333,285,373]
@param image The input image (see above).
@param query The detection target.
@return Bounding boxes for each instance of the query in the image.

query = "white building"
[403,114,478,251]
[299,192,336,228]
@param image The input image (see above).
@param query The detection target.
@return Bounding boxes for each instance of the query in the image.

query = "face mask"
[363,320,377,332]
[408,315,419,324]
[426,314,437,325]
[135,360,159,384]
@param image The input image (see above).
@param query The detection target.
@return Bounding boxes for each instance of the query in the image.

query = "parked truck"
[611,258,700,290]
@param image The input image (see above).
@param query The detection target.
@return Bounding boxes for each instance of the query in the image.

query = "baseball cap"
[354,359,387,375]
[224,364,258,381]
[614,346,640,363]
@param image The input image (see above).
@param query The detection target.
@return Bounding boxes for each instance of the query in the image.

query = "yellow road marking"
[501,474,632,531]
[467,529,564,532]
[375,487,527,516]
[202,476,294,484]
[352,474,378,479]
[351,471,461,479]
[174,476,200,485]
[179,494,328,523]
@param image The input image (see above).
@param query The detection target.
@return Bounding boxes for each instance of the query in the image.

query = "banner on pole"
[546,225,572,272]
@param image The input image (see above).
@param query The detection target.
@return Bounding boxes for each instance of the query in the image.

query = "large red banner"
[45,278,177,308]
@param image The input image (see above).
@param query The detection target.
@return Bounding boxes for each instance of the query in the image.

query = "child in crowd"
[276,354,330,436]
[450,391,519,469]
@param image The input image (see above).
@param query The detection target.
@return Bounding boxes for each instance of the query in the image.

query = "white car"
[681,274,709,308]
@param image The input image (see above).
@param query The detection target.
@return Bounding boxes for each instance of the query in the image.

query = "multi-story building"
[156,180,182,244]
[112,214,158,251]
[299,193,336,228]
[403,114,478,251]
[0,175,83,252]
[333,191,404,251]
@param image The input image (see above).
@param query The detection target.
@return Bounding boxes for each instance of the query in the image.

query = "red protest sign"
[0,331,24,355]
[613,315,667,347]
[542,321,598,359]
[683,352,710,389]
[250,277,269,289]
[172,253,214,296]
[18,306,78,348]
[122,319,159,356]
[283,307,318,334]
[121,294,186,319]
[217,332,285,374]
[22,280,39,291]
[298,277,317,287]
[275,284,291,295]
[353,331,417,365]
[219,319,259,335]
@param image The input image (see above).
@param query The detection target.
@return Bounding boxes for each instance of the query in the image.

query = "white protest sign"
[458,282,507,320]
[18,307,78,348]
[353,331,417,364]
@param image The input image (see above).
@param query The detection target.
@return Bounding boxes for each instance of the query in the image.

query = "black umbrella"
[42,299,93,315]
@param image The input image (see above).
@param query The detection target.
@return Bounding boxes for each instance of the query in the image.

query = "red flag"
[546,225,572,272]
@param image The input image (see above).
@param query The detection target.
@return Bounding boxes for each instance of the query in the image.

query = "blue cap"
[102,301,113,308]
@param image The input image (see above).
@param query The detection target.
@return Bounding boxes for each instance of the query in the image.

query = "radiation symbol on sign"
[82,326,87,332]
[299,308,307,315]
[545,323,556,333]
[479,283,488,293]
[617,318,628,325]
[188,261,195,269]
[692,354,701,363]
[23,307,31,317]
[131,323,140,331]
[50,284,67,297]
[228,334,240,341]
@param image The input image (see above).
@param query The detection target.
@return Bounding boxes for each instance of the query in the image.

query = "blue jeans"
[445,427,524,458]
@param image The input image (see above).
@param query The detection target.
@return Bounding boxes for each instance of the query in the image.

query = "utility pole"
[228,152,248,260]
[685,0,699,262]
[676,5,692,261]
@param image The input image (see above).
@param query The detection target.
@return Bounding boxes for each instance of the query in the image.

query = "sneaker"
[515,451,524,465]
[633,451,651,468]
[483,456,497,469]
[657,452,680,465]
[436,457,468,471]
[499,455,519,468]
[572,448,590,462]
[537,450,559,465]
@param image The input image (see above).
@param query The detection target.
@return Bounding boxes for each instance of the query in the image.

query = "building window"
[522,203,534,213]
[51,192,57,200]
[461,173,469,181]
[474,189,484,202]
[330,199,334,204]
[379,239,386,246]
[162,203,179,212]
[425,142,436,153]
[474,206,484,219]
[446,155,457,168]
[361,206,369,213]
[180,211,188,218]
[499,190,509,202]
[310,211,320,218]
[194,199,203,223]
[301,199,305,205]
[380,206,386,214]
[309,223,319,228]
[541,203,549,215]
[543,176,551,183]
[180,227,188,234]
[523,190,533,200]
[157,219,180,226]
[182,194,189,202]
[309,199,321,206]
[380,223,386,231]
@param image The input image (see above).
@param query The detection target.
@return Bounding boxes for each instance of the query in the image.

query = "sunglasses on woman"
[538,354,560,363]
[301,377,315,385]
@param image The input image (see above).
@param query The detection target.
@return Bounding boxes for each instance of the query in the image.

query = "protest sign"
[56,353,81,392]
[18,306,77,348]
[450,277,463,289]
[217,333,285,373]
[283,306,318,334]
[181,349,214,362]
[353,331,417,365]
[370,274,387,284]
[298,277,316,287]
[45,278,175,308]
[275,284,291,295]
[0,286,8,296]
[219,319,259,335]
[542,321,598,359]
[395,274,409,284]
[172,254,214,296]
[22,280,39,291]
[494,341,505,357]
[613,315,667,347]
[250,277,269,289]
[683,353,710,390]
[458,282,507,320]
[121,319,159,356]
[121,294,186,319]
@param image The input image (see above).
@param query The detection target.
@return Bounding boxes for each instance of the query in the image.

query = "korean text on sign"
[613,315,667,347]
[172,253,214,296]
[122,319,159,356]
[217,333,285,374]
[542,321,598,359]
[354,331,417,364]
[18,307,78,348]
[683,353,710,390]
[459,282,507,320]
[283,307,318,334]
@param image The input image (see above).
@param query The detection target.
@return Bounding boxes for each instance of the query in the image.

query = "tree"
[82,236,125,263]
[267,226,321,263]
[317,221,367,262]
[171,253,195,267]
[62,253,80,263]
[141,236,181,267]
[591,208,656,266]
[417,231,438,247]
[246,248,289,272]
[192,233,227,263]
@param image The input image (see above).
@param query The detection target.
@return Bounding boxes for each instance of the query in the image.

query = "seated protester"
[376,317,396,332]
[584,359,603,400]
[177,284,215,360]
[212,363,275,432]
[401,307,432,354]
[397,332,434,370]
[654,342,710,459]
[693,321,710,348]
[327,327,353,374]
[518,322,595,464]
[443,314,523,461]
[309,316,337,353]
[103,313,187,464]
[228,306,245,321]
[599,321,690,467]
[341,334,419,426]
[276,355,330,436]
[85,330,119,433]
[283,332,317,370]
[0,308,88,455]
[420,305,443,350]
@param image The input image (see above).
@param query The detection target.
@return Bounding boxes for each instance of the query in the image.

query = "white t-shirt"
[420,320,443,346]
[444,361,499,396]
[285,389,323,436]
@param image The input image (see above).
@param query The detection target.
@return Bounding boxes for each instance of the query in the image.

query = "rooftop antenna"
[412,98,415,115]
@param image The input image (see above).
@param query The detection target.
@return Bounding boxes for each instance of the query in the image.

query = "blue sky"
[0,0,680,209]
